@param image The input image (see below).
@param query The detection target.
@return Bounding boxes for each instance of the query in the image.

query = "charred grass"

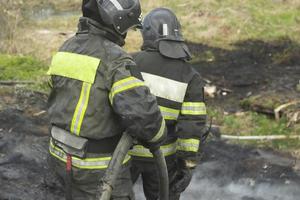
[0,0,299,153]
[195,37,300,153]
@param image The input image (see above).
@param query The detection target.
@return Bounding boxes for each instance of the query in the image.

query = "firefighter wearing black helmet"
[130,8,208,200]
[47,1,166,199]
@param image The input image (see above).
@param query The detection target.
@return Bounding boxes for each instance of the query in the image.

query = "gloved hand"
[170,158,195,194]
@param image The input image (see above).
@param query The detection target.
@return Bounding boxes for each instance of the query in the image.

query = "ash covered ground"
[189,39,300,111]
[1,39,300,200]
[0,88,299,200]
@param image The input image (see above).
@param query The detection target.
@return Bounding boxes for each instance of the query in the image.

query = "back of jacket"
[48,29,123,140]
[48,18,166,149]
[131,50,207,160]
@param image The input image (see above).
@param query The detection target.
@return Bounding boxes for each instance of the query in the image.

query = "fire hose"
[99,132,169,200]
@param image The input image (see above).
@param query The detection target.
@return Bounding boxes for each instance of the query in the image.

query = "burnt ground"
[0,88,64,200]
[188,38,300,112]
[1,38,300,200]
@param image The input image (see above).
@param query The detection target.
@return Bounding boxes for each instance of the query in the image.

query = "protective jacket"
[129,50,207,161]
[47,17,166,170]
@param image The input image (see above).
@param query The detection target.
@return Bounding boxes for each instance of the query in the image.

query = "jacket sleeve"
[176,72,207,163]
[106,59,166,145]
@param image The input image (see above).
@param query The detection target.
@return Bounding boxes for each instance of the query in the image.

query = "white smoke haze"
[134,173,300,200]
[1,118,299,200]
[134,148,300,200]
[181,176,300,200]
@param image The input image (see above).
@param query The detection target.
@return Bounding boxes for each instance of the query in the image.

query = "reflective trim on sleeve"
[48,52,100,84]
[177,138,200,153]
[49,139,131,169]
[71,82,92,135]
[141,72,188,103]
[159,106,180,120]
[181,102,207,115]
[109,76,145,103]
[149,118,166,143]
[129,142,177,158]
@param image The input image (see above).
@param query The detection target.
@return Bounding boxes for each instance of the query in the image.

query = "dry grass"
[1,0,300,60]
[208,107,300,151]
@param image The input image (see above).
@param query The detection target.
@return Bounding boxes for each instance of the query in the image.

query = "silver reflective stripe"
[177,138,200,153]
[159,106,180,120]
[111,78,143,94]
[141,72,188,103]
[129,143,177,157]
[49,139,131,169]
[110,0,123,10]
[163,24,169,36]
[71,82,92,135]
[161,109,179,120]
[109,76,145,103]
[149,119,165,143]
[181,102,207,115]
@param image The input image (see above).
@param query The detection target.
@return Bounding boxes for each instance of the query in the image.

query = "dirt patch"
[0,89,299,200]
[0,88,64,200]
[135,140,300,200]
[188,38,300,112]
[181,140,300,200]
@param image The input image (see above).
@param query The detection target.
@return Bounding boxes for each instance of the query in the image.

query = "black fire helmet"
[141,8,191,60]
[82,0,142,35]
[96,0,142,35]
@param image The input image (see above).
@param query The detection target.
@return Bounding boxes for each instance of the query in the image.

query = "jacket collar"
[77,17,125,46]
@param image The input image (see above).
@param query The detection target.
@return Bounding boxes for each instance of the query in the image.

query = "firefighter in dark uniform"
[130,8,207,200]
[47,1,166,199]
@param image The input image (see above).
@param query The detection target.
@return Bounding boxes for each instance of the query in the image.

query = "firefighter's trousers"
[48,155,135,200]
[130,155,180,200]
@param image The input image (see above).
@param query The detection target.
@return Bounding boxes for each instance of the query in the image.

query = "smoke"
[181,175,300,200]
[134,174,300,200]
[1,106,299,200]
[134,159,300,200]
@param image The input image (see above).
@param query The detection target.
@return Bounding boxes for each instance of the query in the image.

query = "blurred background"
[0,0,300,199]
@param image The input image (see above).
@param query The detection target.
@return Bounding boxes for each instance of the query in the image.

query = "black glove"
[170,159,195,194]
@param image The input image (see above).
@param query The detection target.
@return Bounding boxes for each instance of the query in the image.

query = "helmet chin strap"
[99,25,126,46]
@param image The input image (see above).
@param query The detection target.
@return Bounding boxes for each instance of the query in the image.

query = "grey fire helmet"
[96,0,142,35]
[141,8,191,60]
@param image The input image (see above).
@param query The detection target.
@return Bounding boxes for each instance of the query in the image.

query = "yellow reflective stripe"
[159,106,180,120]
[71,82,92,135]
[181,102,207,115]
[48,52,100,84]
[129,138,200,157]
[129,142,177,157]
[177,138,200,152]
[109,76,145,103]
[112,77,137,88]
[49,140,131,169]
[149,119,165,143]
